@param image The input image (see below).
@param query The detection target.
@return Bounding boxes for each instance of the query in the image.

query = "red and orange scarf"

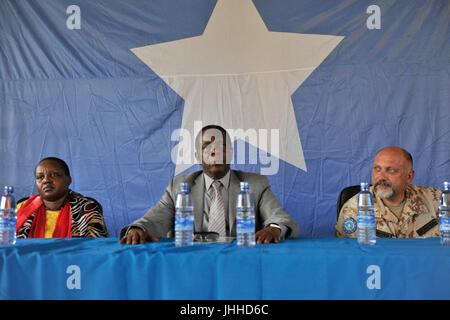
[16,194,72,238]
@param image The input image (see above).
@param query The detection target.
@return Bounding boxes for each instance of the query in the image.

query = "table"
[0,238,449,300]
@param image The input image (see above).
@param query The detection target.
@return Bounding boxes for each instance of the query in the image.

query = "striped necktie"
[208,180,226,236]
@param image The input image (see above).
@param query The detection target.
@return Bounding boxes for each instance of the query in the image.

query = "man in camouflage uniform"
[336,146,441,238]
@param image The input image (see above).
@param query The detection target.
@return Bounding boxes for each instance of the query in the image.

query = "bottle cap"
[444,181,449,190]
[179,182,189,192]
[240,181,249,190]
[360,182,369,191]
[3,186,13,194]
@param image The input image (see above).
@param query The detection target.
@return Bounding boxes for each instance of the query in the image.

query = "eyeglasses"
[194,232,220,243]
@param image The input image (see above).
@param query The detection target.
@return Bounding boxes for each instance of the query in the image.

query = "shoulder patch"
[342,217,357,234]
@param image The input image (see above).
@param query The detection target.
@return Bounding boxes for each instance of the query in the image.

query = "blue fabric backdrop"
[0,0,448,237]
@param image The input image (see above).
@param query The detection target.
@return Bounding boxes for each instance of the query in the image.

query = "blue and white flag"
[0,0,448,237]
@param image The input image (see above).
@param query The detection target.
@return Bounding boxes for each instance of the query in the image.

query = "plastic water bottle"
[175,182,194,247]
[439,181,450,246]
[357,182,376,245]
[0,186,17,245]
[236,182,255,247]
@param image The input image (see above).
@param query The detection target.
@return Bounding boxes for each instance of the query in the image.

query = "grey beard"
[374,180,395,199]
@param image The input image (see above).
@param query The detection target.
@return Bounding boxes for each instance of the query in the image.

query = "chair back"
[336,185,361,218]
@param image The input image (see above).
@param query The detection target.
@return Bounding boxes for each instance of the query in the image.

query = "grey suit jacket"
[120,170,299,239]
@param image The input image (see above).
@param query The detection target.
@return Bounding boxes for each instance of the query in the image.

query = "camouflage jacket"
[336,184,441,238]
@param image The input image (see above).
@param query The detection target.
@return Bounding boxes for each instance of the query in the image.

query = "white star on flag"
[131,0,344,175]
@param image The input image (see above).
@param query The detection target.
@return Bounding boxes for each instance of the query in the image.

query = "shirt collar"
[204,170,231,191]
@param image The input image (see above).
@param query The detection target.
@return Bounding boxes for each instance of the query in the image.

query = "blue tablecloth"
[0,238,449,300]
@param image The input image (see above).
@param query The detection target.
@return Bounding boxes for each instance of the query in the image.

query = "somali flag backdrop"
[0,0,448,237]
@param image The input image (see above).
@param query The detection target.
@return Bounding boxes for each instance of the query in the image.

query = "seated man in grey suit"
[119,125,299,245]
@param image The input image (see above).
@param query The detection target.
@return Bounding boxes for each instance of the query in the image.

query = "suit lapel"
[228,170,240,236]
[191,172,205,232]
